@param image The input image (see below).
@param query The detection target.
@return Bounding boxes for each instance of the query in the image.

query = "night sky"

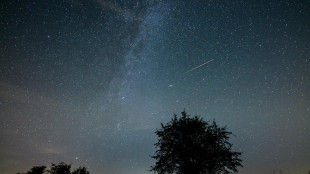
[1,0,310,174]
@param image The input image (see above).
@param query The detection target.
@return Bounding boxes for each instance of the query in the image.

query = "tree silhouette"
[17,162,90,174]
[49,162,71,174]
[26,166,47,174]
[150,110,243,174]
[71,167,90,174]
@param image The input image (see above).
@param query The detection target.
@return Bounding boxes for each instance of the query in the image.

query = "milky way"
[1,0,310,174]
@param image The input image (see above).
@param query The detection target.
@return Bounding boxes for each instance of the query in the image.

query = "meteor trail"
[185,59,214,74]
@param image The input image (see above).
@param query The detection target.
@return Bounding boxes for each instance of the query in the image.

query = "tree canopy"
[150,110,243,174]
[71,167,90,174]
[17,162,90,174]
[49,162,71,174]
[25,166,46,174]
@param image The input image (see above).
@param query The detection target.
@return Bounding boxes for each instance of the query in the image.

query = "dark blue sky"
[1,0,309,174]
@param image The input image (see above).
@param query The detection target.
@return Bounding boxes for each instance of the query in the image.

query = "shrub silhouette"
[17,162,90,174]
[150,110,243,174]
[24,166,46,174]
[71,167,90,174]
[49,162,71,174]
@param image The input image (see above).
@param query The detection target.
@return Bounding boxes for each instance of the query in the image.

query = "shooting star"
[185,59,214,74]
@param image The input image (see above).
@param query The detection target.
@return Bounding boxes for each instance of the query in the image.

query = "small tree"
[71,167,90,174]
[49,162,71,174]
[16,166,46,174]
[17,163,90,174]
[26,166,46,174]
[150,111,242,174]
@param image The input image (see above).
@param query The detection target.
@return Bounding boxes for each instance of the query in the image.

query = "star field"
[0,0,310,174]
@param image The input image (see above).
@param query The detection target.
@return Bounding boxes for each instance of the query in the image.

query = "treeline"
[17,162,89,174]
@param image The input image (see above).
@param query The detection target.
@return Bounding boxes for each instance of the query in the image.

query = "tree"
[71,167,90,174]
[17,162,90,174]
[150,110,243,174]
[49,162,71,174]
[26,166,46,174]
